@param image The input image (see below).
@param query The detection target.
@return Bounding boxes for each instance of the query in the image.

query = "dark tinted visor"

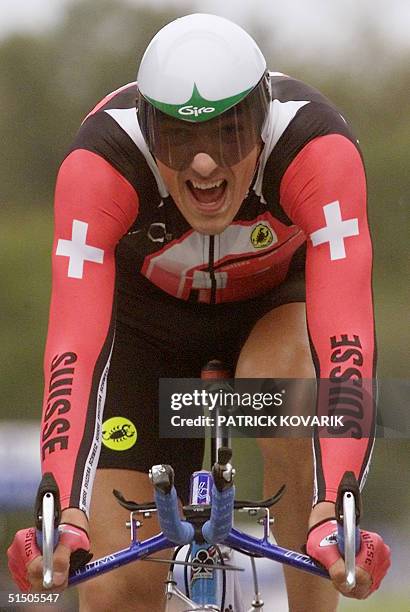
[138,74,270,170]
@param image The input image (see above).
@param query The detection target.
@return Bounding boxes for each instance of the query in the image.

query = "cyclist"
[8,13,390,611]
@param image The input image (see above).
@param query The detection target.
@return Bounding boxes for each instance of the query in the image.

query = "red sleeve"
[41,149,139,516]
[280,134,376,504]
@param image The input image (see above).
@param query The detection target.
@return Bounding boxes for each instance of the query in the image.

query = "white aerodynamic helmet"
[137,13,271,170]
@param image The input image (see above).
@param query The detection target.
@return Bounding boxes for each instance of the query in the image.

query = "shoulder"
[270,72,335,105]
[61,82,166,202]
[83,82,139,120]
[258,72,361,195]
[67,82,143,180]
[267,71,359,151]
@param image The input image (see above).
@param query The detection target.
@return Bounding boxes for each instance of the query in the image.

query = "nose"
[190,153,218,177]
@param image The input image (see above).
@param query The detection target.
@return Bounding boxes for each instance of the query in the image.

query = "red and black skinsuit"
[41,74,376,514]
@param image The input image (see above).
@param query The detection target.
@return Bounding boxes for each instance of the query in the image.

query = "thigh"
[236,301,314,379]
[98,318,205,503]
[215,267,307,371]
[236,302,316,525]
[234,303,340,608]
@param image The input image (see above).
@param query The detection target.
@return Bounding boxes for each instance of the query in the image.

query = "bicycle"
[35,360,361,611]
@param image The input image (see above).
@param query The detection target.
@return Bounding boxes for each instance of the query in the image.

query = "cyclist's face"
[156,144,261,235]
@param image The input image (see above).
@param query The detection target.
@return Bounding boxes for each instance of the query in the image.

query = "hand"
[7,523,91,592]
[306,519,391,599]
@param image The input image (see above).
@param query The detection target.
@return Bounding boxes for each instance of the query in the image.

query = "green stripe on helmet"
[145,83,253,123]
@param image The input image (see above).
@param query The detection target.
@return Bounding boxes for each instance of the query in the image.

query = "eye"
[166,127,192,145]
[160,125,192,147]
[220,124,242,142]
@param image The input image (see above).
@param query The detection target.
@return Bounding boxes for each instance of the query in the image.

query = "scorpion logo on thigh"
[103,423,135,443]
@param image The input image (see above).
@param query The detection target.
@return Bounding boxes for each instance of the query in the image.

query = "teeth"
[191,179,224,190]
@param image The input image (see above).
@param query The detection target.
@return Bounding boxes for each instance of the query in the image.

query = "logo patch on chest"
[251,224,274,248]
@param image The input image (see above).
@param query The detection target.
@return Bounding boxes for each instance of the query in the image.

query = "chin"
[189,215,231,236]
[191,223,225,236]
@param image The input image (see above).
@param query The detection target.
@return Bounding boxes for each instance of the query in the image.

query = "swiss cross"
[310,201,359,261]
[56,220,104,278]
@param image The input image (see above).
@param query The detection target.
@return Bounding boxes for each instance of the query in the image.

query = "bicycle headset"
[136,13,271,170]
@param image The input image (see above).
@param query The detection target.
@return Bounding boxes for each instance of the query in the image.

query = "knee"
[259,438,313,477]
[79,580,119,612]
[237,344,314,378]
[78,574,161,612]
[237,332,314,380]
[79,579,126,612]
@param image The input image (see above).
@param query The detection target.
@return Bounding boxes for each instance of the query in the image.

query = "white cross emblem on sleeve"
[310,201,359,261]
[56,220,104,278]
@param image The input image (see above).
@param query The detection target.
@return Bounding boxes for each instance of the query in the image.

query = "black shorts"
[98,267,306,503]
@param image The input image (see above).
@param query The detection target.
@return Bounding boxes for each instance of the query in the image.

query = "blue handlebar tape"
[35,528,60,553]
[154,487,195,545]
[337,523,361,557]
[202,485,235,544]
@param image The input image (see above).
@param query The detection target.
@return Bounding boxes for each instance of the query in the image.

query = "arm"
[42,149,139,522]
[8,149,139,592]
[280,134,391,598]
[280,134,376,516]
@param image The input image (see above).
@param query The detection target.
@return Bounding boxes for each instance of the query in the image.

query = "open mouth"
[186,179,228,211]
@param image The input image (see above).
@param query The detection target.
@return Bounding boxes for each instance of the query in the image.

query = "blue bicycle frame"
[42,360,361,608]
[68,480,328,591]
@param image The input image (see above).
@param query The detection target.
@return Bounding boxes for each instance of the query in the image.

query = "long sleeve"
[280,134,376,504]
[41,149,139,516]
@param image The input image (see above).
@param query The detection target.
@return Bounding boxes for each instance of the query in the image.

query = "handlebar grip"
[154,487,195,545]
[202,485,235,544]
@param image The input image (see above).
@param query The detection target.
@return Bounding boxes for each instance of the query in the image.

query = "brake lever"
[34,473,61,589]
[335,471,362,591]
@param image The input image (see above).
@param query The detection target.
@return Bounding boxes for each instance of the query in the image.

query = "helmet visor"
[138,75,270,171]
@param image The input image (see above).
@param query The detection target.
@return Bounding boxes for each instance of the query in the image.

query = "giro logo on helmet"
[178,105,215,117]
[136,13,270,167]
[142,84,254,123]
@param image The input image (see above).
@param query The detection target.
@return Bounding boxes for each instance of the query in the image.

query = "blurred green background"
[0,0,409,609]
